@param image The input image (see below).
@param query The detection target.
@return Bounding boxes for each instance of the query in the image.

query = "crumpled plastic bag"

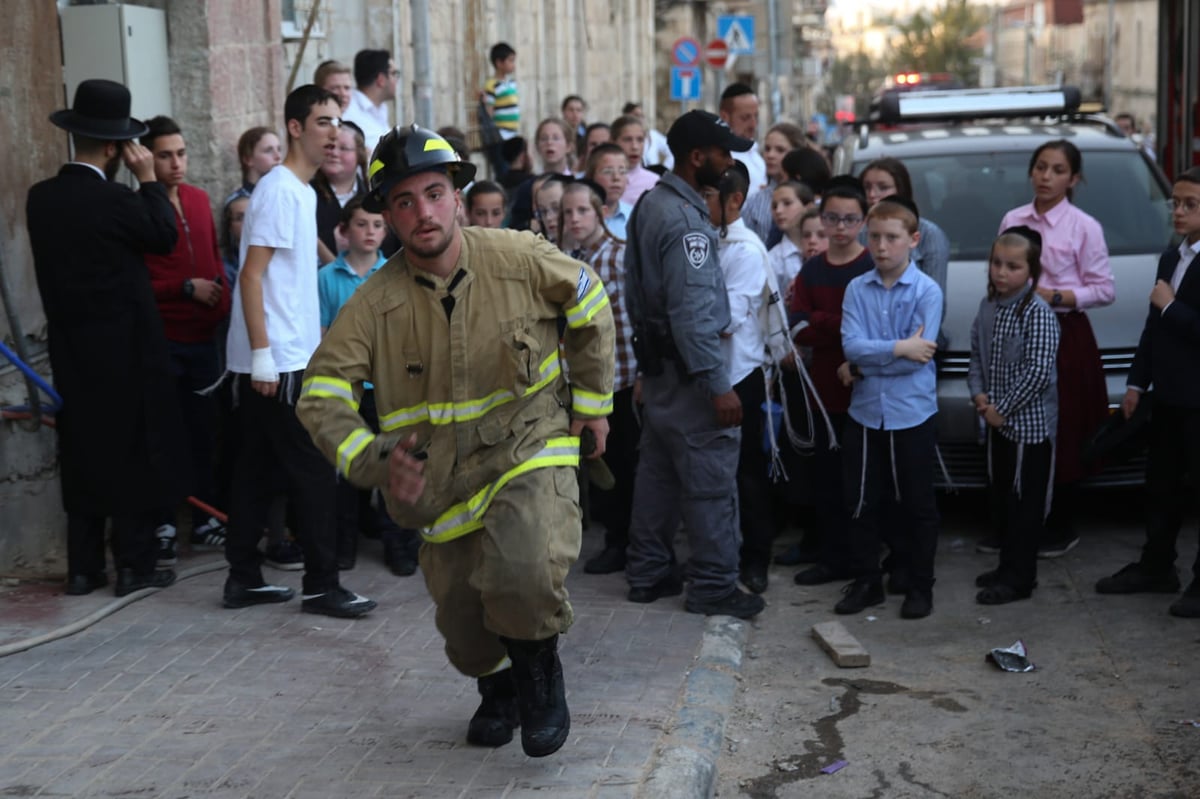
[987,640,1035,672]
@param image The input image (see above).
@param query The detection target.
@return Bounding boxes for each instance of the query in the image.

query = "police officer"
[296,125,615,757]
[623,110,765,619]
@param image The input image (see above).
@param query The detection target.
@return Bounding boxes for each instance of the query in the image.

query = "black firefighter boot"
[501,634,570,757]
[466,669,519,747]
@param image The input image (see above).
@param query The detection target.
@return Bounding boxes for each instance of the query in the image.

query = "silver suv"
[833,87,1172,487]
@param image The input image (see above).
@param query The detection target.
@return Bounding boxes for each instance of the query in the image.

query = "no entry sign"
[705,38,728,69]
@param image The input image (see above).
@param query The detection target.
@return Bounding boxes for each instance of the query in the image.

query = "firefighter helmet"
[363,124,477,212]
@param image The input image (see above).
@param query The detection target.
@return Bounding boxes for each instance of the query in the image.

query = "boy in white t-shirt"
[223,84,376,618]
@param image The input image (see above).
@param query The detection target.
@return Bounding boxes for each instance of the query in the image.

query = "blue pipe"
[0,338,62,412]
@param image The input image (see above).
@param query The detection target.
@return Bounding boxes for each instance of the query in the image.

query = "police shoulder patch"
[683,232,710,269]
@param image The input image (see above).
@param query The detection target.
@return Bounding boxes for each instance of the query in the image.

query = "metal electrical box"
[60,4,173,121]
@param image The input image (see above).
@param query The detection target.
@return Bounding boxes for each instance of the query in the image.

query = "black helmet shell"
[363,124,477,212]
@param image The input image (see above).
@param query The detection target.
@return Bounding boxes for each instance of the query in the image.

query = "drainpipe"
[410,0,433,127]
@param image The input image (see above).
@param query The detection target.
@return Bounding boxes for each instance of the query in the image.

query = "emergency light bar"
[872,85,1083,124]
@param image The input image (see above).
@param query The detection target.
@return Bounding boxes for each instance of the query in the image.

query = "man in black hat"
[622,109,765,619]
[26,78,184,596]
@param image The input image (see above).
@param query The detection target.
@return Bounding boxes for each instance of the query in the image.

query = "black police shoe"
[684,587,766,619]
[466,670,520,747]
[502,635,569,757]
[627,572,683,604]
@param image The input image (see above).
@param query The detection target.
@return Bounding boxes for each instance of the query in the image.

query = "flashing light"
[873,85,1083,124]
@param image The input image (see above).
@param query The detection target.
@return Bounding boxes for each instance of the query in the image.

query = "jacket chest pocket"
[499,316,542,394]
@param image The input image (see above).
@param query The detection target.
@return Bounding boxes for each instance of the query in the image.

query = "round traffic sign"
[672,37,701,67]
[705,38,728,69]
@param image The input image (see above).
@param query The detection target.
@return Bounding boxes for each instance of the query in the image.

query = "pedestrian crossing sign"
[717,15,755,55]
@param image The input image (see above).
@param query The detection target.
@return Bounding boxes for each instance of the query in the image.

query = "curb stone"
[637,615,750,799]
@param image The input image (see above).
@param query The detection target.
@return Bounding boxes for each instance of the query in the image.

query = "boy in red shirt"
[141,116,232,563]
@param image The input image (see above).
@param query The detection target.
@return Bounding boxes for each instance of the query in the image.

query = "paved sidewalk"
[0,537,725,798]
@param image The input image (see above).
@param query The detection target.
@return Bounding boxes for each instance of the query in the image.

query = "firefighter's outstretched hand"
[571,417,609,460]
[388,434,427,505]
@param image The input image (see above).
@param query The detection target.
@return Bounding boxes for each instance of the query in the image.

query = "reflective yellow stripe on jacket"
[566,282,610,329]
[421,437,579,543]
[336,427,375,477]
[378,352,562,432]
[301,376,360,411]
[571,387,613,416]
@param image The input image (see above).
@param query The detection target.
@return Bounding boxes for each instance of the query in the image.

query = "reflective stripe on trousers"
[421,436,580,543]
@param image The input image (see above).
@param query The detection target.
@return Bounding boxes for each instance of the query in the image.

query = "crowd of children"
[73,36,1196,623]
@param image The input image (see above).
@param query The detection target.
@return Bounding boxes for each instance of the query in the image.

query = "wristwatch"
[182,278,195,298]
[1050,291,1063,307]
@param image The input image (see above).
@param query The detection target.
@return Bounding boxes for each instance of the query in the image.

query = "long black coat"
[26,164,187,515]
[1128,245,1200,408]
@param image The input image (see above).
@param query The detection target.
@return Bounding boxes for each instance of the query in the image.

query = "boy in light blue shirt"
[316,198,420,576]
[318,198,388,331]
[836,197,943,620]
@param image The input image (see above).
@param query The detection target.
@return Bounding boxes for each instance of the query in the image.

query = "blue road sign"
[672,37,700,67]
[717,14,755,55]
[670,67,701,102]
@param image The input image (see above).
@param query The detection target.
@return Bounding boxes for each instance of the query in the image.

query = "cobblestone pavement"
[0,536,713,799]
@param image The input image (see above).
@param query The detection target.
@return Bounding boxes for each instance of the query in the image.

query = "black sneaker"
[1095,563,1180,595]
[834,578,885,615]
[263,539,304,571]
[684,587,765,619]
[793,563,848,586]
[900,589,933,619]
[627,572,683,604]
[301,586,376,618]
[155,524,178,568]
[1037,535,1080,559]
[583,546,626,574]
[114,568,176,597]
[223,577,295,608]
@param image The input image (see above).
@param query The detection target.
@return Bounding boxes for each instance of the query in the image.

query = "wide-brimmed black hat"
[50,79,147,140]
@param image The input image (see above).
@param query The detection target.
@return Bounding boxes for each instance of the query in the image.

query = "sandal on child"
[976,583,1032,605]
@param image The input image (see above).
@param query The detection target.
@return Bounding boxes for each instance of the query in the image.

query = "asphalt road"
[716,488,1200,799]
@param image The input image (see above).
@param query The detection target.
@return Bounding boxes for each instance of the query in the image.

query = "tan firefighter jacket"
[296,227,615,543]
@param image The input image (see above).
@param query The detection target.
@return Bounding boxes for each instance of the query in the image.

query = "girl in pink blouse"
[612,115,658,205]
[997,139,1114,558]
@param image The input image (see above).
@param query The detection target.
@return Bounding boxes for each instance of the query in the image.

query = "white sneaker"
[155,524,177,567]
[192,518,227,549]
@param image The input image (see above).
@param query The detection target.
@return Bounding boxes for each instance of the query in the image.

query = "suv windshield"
[858,150,1171,260]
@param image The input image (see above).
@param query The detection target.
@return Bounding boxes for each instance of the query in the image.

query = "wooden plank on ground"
[811,621,870,668]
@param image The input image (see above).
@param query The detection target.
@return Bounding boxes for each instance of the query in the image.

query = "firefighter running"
[296,124,615,757]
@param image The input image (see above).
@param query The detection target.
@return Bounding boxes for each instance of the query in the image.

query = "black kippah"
[876,193,921,223]
[1002,224,1043,248]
